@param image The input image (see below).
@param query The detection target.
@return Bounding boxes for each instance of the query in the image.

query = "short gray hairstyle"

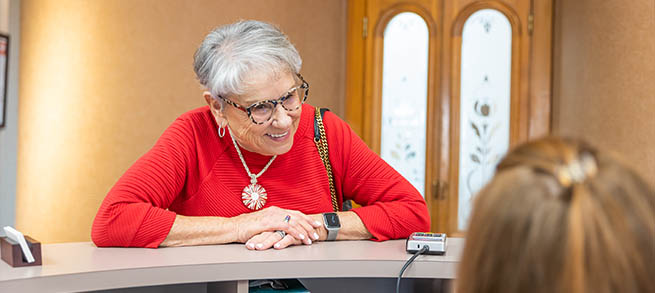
[193,20,302,98]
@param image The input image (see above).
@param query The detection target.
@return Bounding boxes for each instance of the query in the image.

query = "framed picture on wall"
[0,34,8,128]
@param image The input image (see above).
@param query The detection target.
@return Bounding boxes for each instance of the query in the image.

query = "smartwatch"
[322,212,341,241]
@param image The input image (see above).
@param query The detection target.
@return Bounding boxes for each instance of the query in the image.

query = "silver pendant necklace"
[229,128,277,211]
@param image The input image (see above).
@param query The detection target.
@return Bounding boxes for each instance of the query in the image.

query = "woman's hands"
[233,206,322,249]
[245,231,301,250]
[161,210,369,248]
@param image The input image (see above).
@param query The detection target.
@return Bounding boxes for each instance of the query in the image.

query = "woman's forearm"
[163,206,328,247]
[311,211,372,241]
[162,210,371,247]
[160,215,237,247]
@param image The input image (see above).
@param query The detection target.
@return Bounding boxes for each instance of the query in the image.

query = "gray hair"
[193,20,302,98]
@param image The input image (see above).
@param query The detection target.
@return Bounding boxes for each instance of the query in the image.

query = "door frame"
[345,0,553,235]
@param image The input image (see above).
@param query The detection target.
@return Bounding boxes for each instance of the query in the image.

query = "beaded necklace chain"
[228,129,277,210]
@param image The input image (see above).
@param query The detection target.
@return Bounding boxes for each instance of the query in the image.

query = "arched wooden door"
[345,0,553,235]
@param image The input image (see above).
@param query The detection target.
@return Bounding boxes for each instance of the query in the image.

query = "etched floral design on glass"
[458,9,512,229]
[380,12,429,196]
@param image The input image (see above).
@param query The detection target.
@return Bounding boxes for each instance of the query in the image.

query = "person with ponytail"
[456,137,654,293]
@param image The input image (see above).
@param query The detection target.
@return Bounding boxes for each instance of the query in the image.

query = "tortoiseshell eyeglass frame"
[217,73,309,125]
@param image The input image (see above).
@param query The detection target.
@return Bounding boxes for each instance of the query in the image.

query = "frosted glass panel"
[458,9,512,229]
[380,12,429,196]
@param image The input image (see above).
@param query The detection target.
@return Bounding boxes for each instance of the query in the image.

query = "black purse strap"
[313,107,339,212]
[313,108,329,141]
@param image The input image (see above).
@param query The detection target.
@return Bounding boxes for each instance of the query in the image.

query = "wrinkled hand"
[245,231,304,250]
[233,206,322,245]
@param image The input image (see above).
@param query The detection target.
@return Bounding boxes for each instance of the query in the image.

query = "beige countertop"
[0,238,463,292]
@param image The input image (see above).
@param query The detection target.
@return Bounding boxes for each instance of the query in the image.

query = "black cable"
[396,245,430,293]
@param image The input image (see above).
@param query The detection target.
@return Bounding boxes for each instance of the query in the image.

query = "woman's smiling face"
[208,70,302,156]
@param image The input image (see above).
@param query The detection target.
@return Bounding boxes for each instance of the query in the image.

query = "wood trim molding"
[345,0,367,136]
[528,0,553,138]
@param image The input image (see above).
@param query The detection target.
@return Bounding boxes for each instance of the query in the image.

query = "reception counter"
[0,238,463,292]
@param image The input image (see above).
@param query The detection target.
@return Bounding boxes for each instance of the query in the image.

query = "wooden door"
[345,0,553,235]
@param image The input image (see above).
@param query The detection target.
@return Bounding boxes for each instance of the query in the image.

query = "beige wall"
[552,0,655,183]
[16,0,347,243]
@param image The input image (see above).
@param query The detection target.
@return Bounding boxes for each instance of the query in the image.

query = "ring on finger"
[276,230,286,238]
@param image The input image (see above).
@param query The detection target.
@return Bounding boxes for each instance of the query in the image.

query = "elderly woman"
[91,20,430,249]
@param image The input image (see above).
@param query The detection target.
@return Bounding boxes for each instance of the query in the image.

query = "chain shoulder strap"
[314,107,339,212]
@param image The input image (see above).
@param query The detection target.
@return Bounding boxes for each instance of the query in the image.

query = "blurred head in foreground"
[457,137,654,293]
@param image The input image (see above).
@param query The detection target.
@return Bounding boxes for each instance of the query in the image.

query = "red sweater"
[92,104,430,248]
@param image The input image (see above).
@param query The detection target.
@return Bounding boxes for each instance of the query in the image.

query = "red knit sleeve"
[91,116,197,248]
[324,111,430,241]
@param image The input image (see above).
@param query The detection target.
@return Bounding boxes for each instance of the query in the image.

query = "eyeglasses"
[217,74,309,125]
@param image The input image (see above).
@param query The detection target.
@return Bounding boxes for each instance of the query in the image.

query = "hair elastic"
[555,153,598,187]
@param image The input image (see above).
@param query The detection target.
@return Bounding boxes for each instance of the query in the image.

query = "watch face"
[324,213,341,228]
